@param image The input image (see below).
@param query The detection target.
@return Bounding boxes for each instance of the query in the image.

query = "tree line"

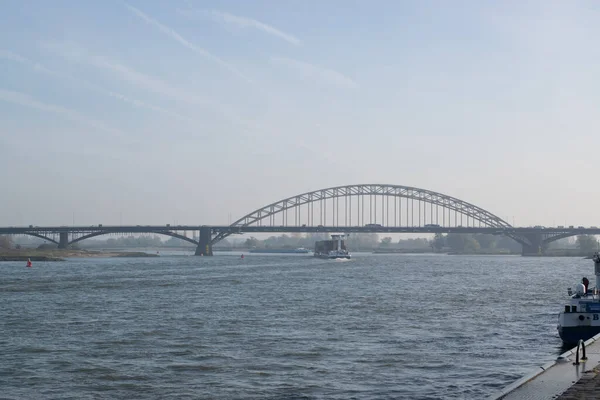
[0,235,11,249]
[2,232,598,253]
[242,233,382,251]
[82,235,194,248]
[429,233,599,253]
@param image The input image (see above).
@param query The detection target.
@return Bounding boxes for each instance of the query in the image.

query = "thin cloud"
[89,55,253,126]
[180,9,301,46]
[41,41,266,138]
[124,3,251,83]
[270,56,358,89]
[42,41,222,109]
[0,49,27,63]
[0,89,126,139]
[1,49,193,123]
[104,91,193,122]
[38,42,333,162]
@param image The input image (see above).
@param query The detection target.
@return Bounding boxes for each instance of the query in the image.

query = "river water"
[0,253,589,399]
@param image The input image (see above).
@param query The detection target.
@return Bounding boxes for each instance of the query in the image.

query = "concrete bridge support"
[521,233,546,256]
[195,226,213,256]
[58,232,69,249]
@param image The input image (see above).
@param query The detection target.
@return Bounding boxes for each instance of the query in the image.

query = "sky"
[1,0,600,227]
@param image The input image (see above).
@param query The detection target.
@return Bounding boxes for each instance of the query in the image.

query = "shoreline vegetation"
[0,249,159,262]
[0,247,594,260]
[373,249,593,257]
[2,231,597,260]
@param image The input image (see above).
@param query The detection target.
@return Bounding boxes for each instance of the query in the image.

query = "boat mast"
[595,253,600,291]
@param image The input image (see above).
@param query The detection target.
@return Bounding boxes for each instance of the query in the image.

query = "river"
[0,253,587,399]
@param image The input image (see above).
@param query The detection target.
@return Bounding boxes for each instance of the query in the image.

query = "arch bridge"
[210,184,541,254]
[3,184,585,255]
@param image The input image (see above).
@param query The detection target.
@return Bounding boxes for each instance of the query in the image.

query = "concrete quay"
[488,333,600,400]
[555,366,600,399]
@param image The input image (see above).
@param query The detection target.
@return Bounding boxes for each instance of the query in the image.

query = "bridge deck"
[1,225,599,235]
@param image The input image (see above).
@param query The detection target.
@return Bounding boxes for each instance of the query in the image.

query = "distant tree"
[496,235,522,252]
[244,237,260,248]
[217,238,231,247]
[474,234,496,249]
[464,237,481,253]
[445,233,466,251]
[163,237,194,247]
[548,237,576,250]
[444,233,483,253]
[397,237,430,249]
[0,235,12,249]
[380,237,393,247]
[431,233,445,251]
[346,233,379,250]
[576,235,599,253]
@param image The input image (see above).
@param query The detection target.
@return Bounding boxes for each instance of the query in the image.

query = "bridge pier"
[521,233,546,256]
[195,226,213,256]
[58,232,69,249]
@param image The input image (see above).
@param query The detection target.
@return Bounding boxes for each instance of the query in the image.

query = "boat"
[314,234,351,259]
[249,247,311,254]
[557,252,600,346]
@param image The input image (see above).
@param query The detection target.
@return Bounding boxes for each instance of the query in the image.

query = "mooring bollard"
[573,339,588,365]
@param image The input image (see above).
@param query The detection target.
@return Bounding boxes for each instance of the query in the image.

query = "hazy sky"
[1,0,599,227]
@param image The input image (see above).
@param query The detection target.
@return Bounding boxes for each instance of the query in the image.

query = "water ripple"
[0,254,585,398]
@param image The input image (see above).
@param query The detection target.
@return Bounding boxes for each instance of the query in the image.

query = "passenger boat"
[314,234,351,259]
[557,252,600,346]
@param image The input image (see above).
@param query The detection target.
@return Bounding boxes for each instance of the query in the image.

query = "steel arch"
[21,232,59,245]
[542,232,581,246]
[69,230,199,246]
[212,183,512,244]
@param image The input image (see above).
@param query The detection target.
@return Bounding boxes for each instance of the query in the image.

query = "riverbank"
[524,251,593,258]
[374,249,520,255]
[0,249,159,261]
[377,249,593,257]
